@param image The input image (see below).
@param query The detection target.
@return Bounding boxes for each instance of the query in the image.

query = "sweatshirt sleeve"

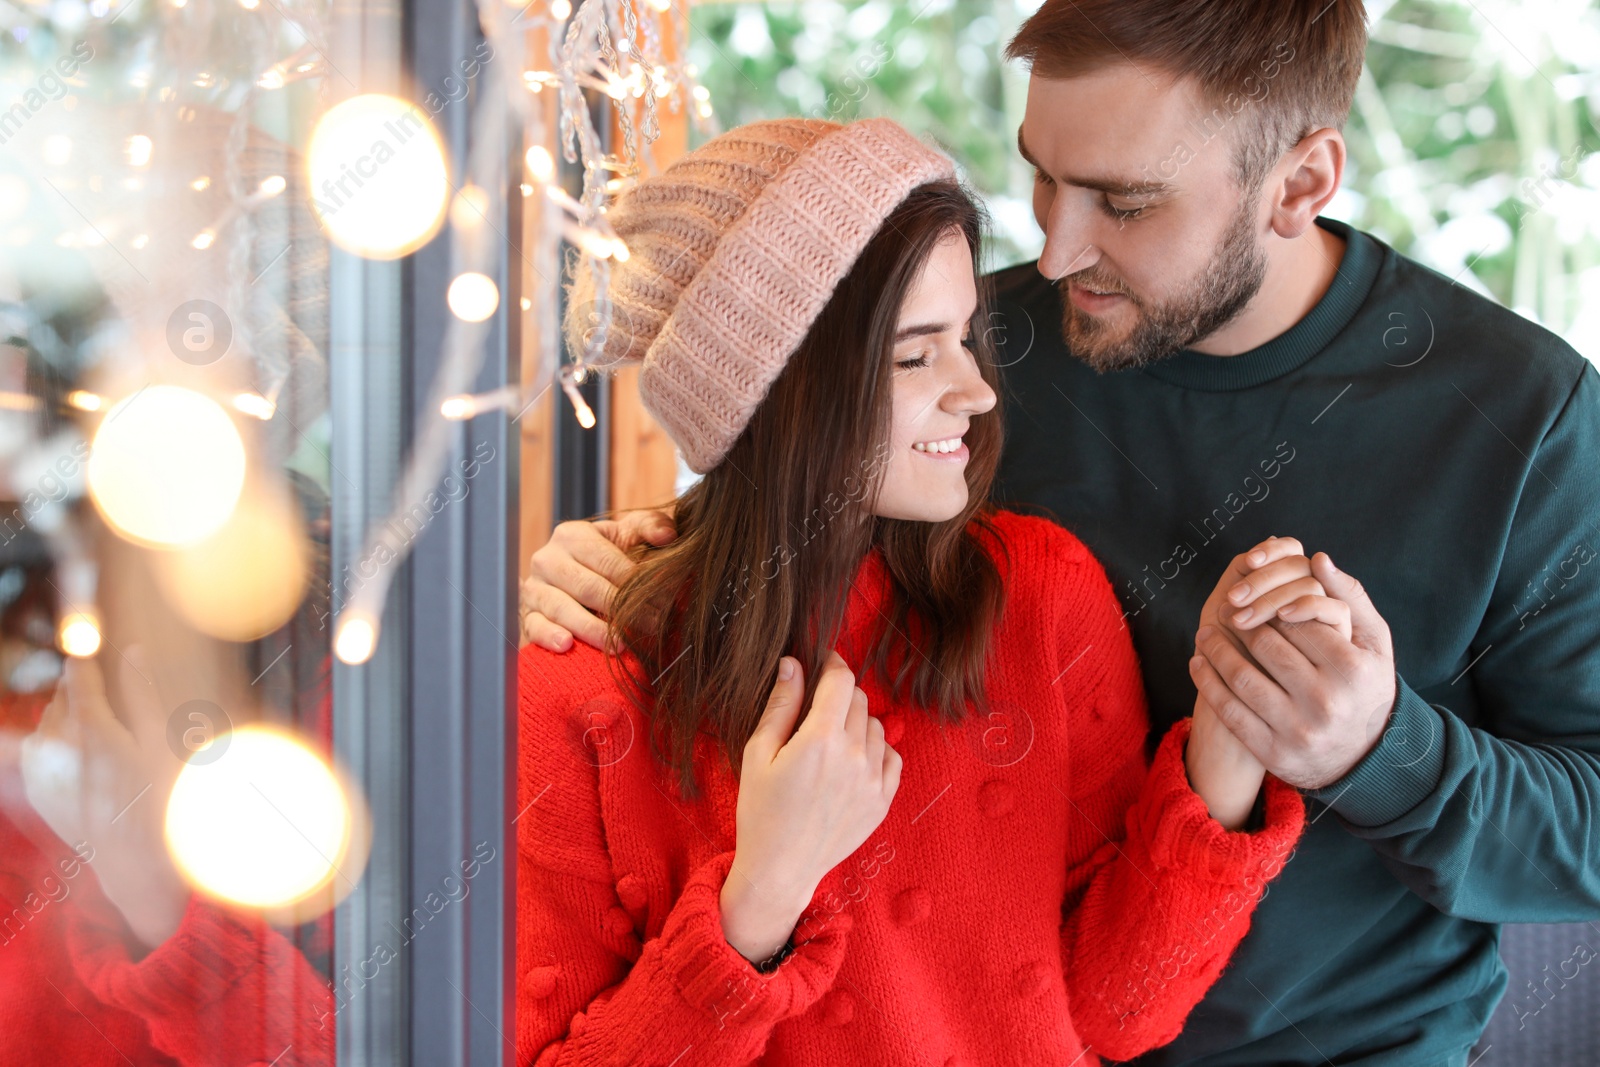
[516,655,854,1066]
[1038,521,1305,1062]
[61,886,334,1066]
[1303,362,1600,922]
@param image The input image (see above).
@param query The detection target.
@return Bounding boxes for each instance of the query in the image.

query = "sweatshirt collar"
[1138,217,1382,392]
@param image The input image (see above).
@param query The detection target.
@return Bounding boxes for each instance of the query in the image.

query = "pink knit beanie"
[566,118,958,474]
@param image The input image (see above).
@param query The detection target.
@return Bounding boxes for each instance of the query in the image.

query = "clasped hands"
[1190,537,1399,793]
[519,515,1401,798]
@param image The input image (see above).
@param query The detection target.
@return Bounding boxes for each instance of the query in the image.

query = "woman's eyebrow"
[894,322,949,342]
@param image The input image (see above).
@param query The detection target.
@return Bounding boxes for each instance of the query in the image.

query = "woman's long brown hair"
[604,179,1008,799]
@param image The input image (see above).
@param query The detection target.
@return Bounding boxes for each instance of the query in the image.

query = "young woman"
[517,117,1306,1067]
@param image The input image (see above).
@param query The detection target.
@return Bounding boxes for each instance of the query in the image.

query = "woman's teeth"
[913,437,963,453]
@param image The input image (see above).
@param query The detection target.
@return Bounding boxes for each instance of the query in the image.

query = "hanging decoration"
[329,0,710,663]
[0,0,710,667]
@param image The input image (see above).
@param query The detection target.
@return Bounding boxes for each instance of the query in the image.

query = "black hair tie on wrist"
[754,936,795,974]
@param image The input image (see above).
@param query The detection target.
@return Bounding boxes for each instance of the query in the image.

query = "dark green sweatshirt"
[989,217,1600,1067]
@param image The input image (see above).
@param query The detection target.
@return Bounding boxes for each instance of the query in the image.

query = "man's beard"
[1057,201,1268,373]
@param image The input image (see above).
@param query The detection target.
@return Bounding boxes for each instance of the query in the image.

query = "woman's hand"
[20,647,191,952]
[1184,692,1267,830]
[719,651,902,964]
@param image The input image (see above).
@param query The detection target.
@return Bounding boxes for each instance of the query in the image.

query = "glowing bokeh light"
[525,145,554,184]
[125,134,152,167]
[449,184,489,231]
[153,489,310,642]
[334,614,377,665]
[57,612,101,658]
[166,726,355,909]
[447,272,499,322]
[307,94,450,260]
[87,385,246,547]
[231,391,275,420]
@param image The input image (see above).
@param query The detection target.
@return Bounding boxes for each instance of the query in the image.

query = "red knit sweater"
[516,509,1306,1066]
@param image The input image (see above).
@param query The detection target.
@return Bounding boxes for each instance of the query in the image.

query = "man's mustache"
[1056,272,1138,303]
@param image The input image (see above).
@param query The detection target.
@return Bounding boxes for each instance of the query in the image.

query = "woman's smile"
[911,434,969,461]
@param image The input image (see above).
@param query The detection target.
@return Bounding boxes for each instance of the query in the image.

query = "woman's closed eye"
[897,335,974,370]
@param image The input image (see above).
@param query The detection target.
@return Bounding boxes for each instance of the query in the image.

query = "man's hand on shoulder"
[520,507,677,652]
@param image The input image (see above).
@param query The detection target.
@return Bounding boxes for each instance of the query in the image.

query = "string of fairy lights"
[1,0,709,915]
[326,0,709,666]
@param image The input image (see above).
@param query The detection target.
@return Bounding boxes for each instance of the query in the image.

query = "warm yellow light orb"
[450,184,489,231]
[307,94,450,260]
[525,145,554,184]
[231,391,275,420]
[165,726,355,909]
[447,272,499,322]
[334,614,377,665]
[152,489,310,642]
[65,389,103,412]
[58,612,101,657]
[87,385,246,547]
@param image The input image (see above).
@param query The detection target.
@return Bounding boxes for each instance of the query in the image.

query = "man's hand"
[520,508,677,651]
[1191,550,1397,790]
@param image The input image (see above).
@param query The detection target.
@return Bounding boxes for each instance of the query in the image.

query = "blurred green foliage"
[689,0,1600,360]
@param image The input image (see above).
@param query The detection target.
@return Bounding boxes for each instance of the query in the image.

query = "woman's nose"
[950,362,997,416]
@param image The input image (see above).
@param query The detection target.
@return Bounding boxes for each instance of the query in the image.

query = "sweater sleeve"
[517,848,853,1065]
[516,655,854,1066]
[1038,522,1305,1062]
[1059,719,1304,1062]
[1302,362,1600,922]
[61,886,334,1065]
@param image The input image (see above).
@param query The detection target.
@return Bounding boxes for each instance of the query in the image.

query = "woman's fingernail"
[1189,654,1203,670]
[1234,607,1254,624]
[778,657,795,680]
[1197,625,1216,642]
[1249,551,1266,565]
[1230,583,1250,601]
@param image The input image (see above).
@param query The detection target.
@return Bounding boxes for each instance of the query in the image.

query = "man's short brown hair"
[1005,0,1368,193]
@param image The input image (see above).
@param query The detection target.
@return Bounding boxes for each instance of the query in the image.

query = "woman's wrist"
[718,863,808,966]
[1185,708,1266,831]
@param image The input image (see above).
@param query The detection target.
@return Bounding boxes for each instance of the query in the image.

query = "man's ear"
[1266,128,1346,240]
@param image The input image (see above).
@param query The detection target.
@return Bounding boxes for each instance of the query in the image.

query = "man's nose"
[1038,212,1099,281]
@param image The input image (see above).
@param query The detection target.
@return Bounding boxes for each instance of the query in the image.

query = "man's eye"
[1103,198,1146,221]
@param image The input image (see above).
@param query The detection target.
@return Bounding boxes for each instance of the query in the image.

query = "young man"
[519,2,1600,1064]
